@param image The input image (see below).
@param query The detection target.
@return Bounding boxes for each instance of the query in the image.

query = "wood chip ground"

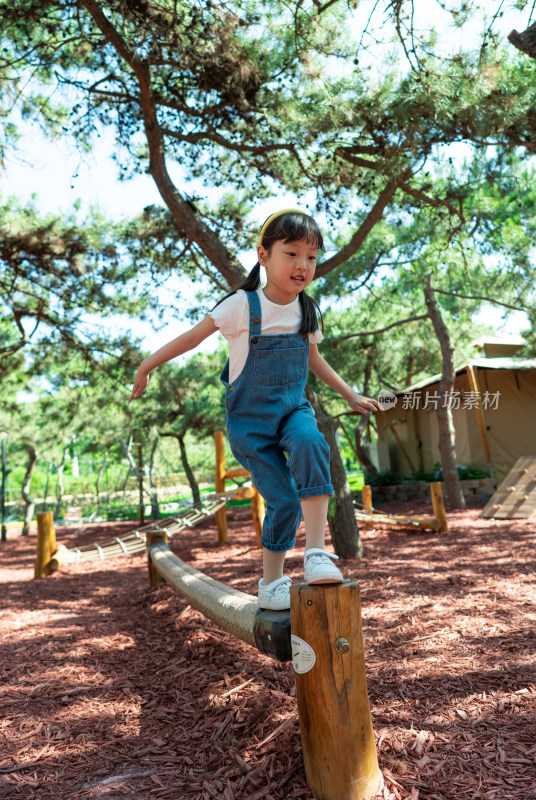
[1,496,535,799]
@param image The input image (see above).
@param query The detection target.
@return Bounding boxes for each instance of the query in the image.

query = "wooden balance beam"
[34,515,383,798]
[147,531,383,800]
[214,431,265,547]
[357,481,448,532]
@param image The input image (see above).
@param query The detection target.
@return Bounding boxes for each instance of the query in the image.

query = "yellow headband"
[257,208,306,248]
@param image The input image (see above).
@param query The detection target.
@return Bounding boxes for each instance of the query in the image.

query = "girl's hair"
[213,211,323,336]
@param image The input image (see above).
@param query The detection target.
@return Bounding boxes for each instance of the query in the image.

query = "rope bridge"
[65,496,228,563]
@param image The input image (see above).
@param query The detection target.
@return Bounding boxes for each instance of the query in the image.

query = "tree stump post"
[34,511,55,578]
[290,581,382,800]
[430,481,448,532]
[362,485,373,514]
[214,431,228,543]
[146,529,168,586]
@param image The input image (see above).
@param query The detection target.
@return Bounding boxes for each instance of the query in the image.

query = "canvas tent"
[373,357,536,485]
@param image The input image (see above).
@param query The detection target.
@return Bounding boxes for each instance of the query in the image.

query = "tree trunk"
[306,385,363,559]
[21,445,37,536]
[508,21,536,59]
[119,436,153,500]
[95,458,107,513]
[405,351,416,386]
[178,435,201,506]
[120,466,132,498]
[147,434,160,519]
[81,0,246,289]
[424,278,465,509]
[354,422,377,476]
[54,452,66,521]
[352,356,377,476]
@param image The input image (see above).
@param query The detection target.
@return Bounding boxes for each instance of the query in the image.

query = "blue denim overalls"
[220,290,333,552]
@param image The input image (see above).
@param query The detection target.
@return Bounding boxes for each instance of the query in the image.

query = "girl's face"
[258,237,318,305]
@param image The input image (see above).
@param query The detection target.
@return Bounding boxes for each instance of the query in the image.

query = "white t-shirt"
[209,288,323,383]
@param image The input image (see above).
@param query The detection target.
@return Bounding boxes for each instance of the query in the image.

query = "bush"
[364,470,403,486]
[457,465,488,479]
[406,469,439,482]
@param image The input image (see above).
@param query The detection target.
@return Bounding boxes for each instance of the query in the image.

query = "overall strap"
[245,290,262,336]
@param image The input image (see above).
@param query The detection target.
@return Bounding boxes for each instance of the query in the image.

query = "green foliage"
[457,465,488,480]
[1,0,536,513]
[365,470,404,487]
[0,195,152,384]
[365,464,488,487]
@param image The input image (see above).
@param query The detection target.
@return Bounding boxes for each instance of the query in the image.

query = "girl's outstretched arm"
[308,343,383,413]
[130,316,218,400]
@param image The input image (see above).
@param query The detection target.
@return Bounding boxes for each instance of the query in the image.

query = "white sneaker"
[304,548,343,584]
[257,576,291,611]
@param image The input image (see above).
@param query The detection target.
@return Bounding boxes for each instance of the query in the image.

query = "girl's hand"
[130,366,150,401]
[346,392,384,414]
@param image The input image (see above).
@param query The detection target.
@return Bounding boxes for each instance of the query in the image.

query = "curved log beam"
[148,542,258,647]
[48,543,71,573]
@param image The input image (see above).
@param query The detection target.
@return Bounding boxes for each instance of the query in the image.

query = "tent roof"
[470,335,527,358]
[396,359,536,395]
[470,335,527,348]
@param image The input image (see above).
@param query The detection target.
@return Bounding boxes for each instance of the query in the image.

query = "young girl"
[130,209,382,611]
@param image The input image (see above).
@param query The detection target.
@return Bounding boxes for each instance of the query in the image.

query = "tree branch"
[334,148,463,218]
[79,0,246,288]
[316,169,412,277]
[433,288,529,312]
[327,313,429,343]
[159,127,297,155]
[508,21,536,59]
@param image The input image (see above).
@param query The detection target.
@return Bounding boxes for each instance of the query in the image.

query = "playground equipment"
[355,481,448,532]
[35,512,383,799]
[481,455,536,519]
[213,430,265,547]
[34,497,228,574]
[291,581,382,800]
[145,530,382,800]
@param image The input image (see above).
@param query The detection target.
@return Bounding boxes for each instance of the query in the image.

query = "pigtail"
[298,291,323,337]
[240,262,262,293]
[212,262,261,310]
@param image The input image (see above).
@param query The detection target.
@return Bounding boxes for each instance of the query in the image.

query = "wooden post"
[430,481,448,532]
[362,485,373,514]
[250,488,264,549]
[466,365,494,478]
[35,511,55,578]
[290,581,382,800]
[214,431,228,543]
[146,529,168,586]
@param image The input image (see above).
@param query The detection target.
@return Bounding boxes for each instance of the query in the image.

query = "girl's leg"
[300,494,329,550]
[259,548,291,611]
[301,496,343,584]
[262,548,287,584]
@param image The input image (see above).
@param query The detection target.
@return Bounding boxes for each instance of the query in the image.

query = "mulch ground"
[1,497,535,800]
